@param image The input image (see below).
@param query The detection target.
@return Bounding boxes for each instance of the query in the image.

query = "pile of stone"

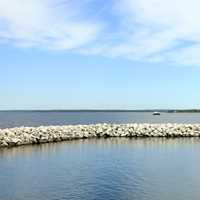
[0,123,200,148]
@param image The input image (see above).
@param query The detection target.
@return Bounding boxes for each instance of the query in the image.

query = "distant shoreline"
[1,109,200,113]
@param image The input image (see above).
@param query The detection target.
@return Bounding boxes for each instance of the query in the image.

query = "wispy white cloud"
[106,0,200,65]
[0,0,101,49]
[1,0,200,66]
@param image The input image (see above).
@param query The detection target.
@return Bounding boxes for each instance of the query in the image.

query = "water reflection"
[1,137,200,158]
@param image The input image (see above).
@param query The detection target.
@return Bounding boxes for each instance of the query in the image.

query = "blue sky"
[0,0,200,110]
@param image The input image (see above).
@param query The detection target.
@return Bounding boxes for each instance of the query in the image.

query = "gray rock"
[1,123,200,148]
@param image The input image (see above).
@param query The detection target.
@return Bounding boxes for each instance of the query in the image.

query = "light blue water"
[0,138,200,200]
[0,111,200,128]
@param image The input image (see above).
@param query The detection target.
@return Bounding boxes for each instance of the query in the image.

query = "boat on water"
[153,111,161,115]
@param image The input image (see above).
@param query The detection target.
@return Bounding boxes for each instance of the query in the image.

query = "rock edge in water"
[1,123,200,148]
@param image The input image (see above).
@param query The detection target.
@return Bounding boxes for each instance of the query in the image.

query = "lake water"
[0,138,200,200]
[1,112,200,200]
[1,111,200,128]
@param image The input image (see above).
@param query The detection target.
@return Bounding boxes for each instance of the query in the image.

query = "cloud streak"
[0,0,101,49]
[1,0,200,66]
[108,0,200,65]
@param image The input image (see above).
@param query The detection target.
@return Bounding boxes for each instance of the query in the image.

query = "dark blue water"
[1,111,200,128]
[0,138,200,200]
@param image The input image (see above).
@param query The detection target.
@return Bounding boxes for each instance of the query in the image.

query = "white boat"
[153,112,161,115]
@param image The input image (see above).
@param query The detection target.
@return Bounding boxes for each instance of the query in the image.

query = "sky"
[1,0,200,110]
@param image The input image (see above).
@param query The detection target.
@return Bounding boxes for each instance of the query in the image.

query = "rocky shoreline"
[1,123,200,148]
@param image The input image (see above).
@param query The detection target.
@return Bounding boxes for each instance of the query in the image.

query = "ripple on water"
[0,138,200,200]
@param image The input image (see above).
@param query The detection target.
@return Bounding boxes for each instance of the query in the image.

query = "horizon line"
[1,109,200,112]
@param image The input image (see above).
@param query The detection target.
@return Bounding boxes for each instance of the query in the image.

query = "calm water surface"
[0,138,200,200]
[1,111,200,128]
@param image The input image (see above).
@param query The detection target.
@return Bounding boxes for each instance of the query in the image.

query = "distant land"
[1,109,200,113]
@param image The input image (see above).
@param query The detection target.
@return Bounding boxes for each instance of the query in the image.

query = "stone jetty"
[1,123,200,148]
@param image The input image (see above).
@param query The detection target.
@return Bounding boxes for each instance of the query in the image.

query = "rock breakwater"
[1,123,200,148]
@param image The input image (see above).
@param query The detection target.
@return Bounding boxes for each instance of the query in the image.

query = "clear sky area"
[0,0,200,110]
